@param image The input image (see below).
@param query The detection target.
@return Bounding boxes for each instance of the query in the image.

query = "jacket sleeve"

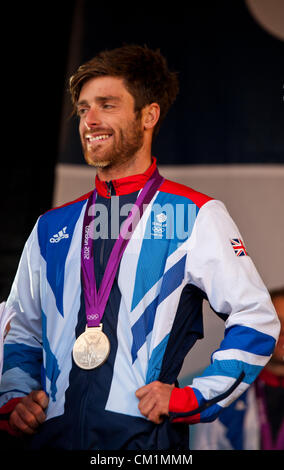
[169,200,280,424]
[0,220,43,432]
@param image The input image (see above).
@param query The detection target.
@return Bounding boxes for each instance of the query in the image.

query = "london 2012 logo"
[152,212,167,238]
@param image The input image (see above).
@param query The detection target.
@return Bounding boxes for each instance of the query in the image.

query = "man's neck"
[96,150,152,182]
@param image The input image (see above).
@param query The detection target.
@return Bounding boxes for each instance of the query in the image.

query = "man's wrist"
[0,397,23,435]
[169,386,201,424]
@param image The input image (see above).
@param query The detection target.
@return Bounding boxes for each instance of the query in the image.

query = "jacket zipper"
[79,182,114,449]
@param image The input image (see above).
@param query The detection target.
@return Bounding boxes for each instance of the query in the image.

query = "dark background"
[1,0,283,300]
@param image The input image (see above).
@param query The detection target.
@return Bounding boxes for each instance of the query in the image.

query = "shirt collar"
[95,157,158,197]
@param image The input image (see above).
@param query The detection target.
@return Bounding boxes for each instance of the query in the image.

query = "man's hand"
[9,390,49,435]
[135,381,174,424]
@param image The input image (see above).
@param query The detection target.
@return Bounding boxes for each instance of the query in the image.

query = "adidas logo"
[50,226,69,243]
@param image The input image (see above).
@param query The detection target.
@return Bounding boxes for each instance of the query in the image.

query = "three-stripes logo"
[50,226,69,243]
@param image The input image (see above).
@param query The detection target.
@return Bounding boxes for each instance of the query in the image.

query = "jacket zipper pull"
[106,181,113,198]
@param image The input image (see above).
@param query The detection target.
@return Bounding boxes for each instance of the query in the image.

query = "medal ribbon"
[81,168,164,328]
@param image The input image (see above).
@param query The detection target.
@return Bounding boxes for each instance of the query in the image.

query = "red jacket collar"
[95,157,157,197]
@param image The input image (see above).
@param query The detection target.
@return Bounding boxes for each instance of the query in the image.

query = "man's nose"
[84,106,102,129]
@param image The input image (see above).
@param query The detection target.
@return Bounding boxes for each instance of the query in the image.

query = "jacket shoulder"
[159,179,213,208]
[37,191,92,252]
[41,191,93,218]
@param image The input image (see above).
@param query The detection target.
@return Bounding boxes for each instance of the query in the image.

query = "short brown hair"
[69,44,179,137]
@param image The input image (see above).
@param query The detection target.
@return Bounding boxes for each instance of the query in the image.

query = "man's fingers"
[25,400,46,425]
[21,391,48,423]
[137,393,156,418]
[10,407,37,435]
[30,390,49,410]
[9,390,49,435]
[136,381,175,424]
[138,398,163,424]
[136,382,159,419]
[137,393,166,424]
[135,383,152,399]
[147,407,164,424]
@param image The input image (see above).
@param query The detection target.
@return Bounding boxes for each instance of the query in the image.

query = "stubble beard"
[83,118,144,171]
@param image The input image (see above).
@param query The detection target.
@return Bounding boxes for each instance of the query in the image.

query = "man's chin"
[85,155,111,168]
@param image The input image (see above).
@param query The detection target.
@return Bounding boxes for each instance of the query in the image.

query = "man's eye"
[103,104,114,109]
[77,108,88,116]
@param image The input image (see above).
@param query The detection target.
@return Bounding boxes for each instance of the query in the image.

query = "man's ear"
[142,103,160,131]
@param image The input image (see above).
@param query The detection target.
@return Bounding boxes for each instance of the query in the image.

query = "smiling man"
[0,45,280,450]
[76,75,159,181]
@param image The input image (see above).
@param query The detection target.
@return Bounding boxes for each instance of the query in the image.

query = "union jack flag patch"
[230,238,249,257]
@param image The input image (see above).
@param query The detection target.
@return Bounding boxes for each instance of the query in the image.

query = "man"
[0,45,280,450]
[192,287,284,450]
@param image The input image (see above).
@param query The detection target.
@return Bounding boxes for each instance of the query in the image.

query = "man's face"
[77,76,144,170]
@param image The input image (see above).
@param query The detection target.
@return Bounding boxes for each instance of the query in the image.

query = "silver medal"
[72,324,110,369]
